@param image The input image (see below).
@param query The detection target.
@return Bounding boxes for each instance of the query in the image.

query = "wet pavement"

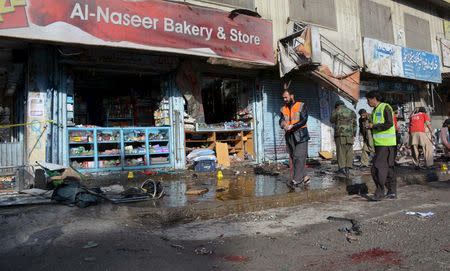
[159,172,372,207]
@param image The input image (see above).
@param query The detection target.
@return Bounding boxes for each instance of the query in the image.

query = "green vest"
[372,103,396,146]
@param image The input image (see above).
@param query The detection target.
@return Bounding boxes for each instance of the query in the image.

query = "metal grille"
[261,79,321,161]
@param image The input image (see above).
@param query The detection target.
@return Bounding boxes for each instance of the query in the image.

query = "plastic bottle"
[217,170,223,180]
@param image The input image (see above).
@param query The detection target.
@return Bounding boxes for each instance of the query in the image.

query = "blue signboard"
[401,47,441,83]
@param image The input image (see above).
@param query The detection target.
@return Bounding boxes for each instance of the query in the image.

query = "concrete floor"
[0,164,449,270]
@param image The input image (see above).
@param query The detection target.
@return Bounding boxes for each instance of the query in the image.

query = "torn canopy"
[278,26,360,102]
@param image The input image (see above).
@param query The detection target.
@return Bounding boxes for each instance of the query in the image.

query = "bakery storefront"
[0,0,274,171]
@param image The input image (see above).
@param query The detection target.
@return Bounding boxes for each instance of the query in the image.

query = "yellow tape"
[0,120,55,129]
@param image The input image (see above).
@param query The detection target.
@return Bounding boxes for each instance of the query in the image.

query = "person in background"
[409,107,434,169]
[358,109,374,168]
[331,101,357,177]
[365,91,397,200]
[392,105,401,158]
[280,89,310,190]
[440,119,450,157]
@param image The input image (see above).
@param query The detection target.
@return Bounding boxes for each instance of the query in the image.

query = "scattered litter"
[345,233,359,243]
[223,255,249,262]
[253,166,279,176]
[83,241,98,249]
[99,184,125,194]
[194,246,213,255]
[328,216,361,244]
[405,211,434,218]
[170,244,184,251]
[327,216,362,235]
[319,244,328,250]
[185,188,209,195]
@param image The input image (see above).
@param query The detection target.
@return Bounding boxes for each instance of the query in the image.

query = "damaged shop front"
[359,38,442,151]
[0,0,275,173]
[265,24,361,160]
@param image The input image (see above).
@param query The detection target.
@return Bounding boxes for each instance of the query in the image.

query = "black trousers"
[371,146,396,198]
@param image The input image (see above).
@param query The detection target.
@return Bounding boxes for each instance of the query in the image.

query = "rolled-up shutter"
[261,78,321,161]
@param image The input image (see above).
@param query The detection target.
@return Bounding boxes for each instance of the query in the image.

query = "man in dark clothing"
[358,109,374,167]
[279,89,310,189]
[366,91,397,200]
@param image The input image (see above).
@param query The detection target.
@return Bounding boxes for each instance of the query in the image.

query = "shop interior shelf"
[69,155,94,158]
[68,127,172,172]
[150,152,170,155]
[98,154,121,157]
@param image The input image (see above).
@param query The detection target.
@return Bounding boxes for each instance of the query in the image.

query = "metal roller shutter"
[261,78,321,161]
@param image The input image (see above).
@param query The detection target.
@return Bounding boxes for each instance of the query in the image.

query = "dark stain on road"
[350,248,402,265]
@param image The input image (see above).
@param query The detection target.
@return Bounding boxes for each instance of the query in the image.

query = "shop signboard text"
[363,38,441,83]
[0,0,274,65]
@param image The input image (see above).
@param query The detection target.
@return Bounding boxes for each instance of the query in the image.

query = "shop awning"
[278,25,361,102]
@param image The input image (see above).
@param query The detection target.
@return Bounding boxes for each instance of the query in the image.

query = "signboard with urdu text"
[363,38,441,83]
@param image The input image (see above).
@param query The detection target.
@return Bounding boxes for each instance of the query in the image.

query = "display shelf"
[98,154,121,157]
[69,155,94,158]
[185,129,254,160]
[67,127,172,172]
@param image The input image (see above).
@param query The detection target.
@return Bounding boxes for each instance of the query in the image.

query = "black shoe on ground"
[286,180,296,191]
[336,168,345,174]
[385,193,397,199]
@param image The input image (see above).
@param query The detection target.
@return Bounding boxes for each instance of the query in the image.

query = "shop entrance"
[0,41,26,182]
[67,67,173,172]
[184,75,256,165]
[72,70,164,127]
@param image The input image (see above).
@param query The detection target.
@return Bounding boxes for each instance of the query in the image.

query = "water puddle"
[157,172,371,207]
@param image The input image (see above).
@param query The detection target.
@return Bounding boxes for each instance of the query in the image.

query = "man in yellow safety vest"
[365,91,397,200]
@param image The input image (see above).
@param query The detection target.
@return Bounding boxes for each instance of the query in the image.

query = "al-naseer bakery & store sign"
[0,0,275,65]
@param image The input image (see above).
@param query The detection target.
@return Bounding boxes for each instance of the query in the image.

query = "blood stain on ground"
[350,248,402,265]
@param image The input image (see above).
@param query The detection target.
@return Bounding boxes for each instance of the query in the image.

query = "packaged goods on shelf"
[99,148,120,155]
[124,145,146,154]
[124,131,145,141]
[71,161,95,169]
[150,144,169,154]
[154,98,170,126]
[149,130,169,141]
[126,157,145,166]
[98,131,120,142]
[69,130,93,142]
[184,113,196,130]
[70,146,94,156]
[99,159,121,168]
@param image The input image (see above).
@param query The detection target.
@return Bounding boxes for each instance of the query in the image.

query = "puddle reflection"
[159,173,370,207]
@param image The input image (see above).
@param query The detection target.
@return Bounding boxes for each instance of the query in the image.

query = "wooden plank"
[216,142,230,168]
[319,151,333,159]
